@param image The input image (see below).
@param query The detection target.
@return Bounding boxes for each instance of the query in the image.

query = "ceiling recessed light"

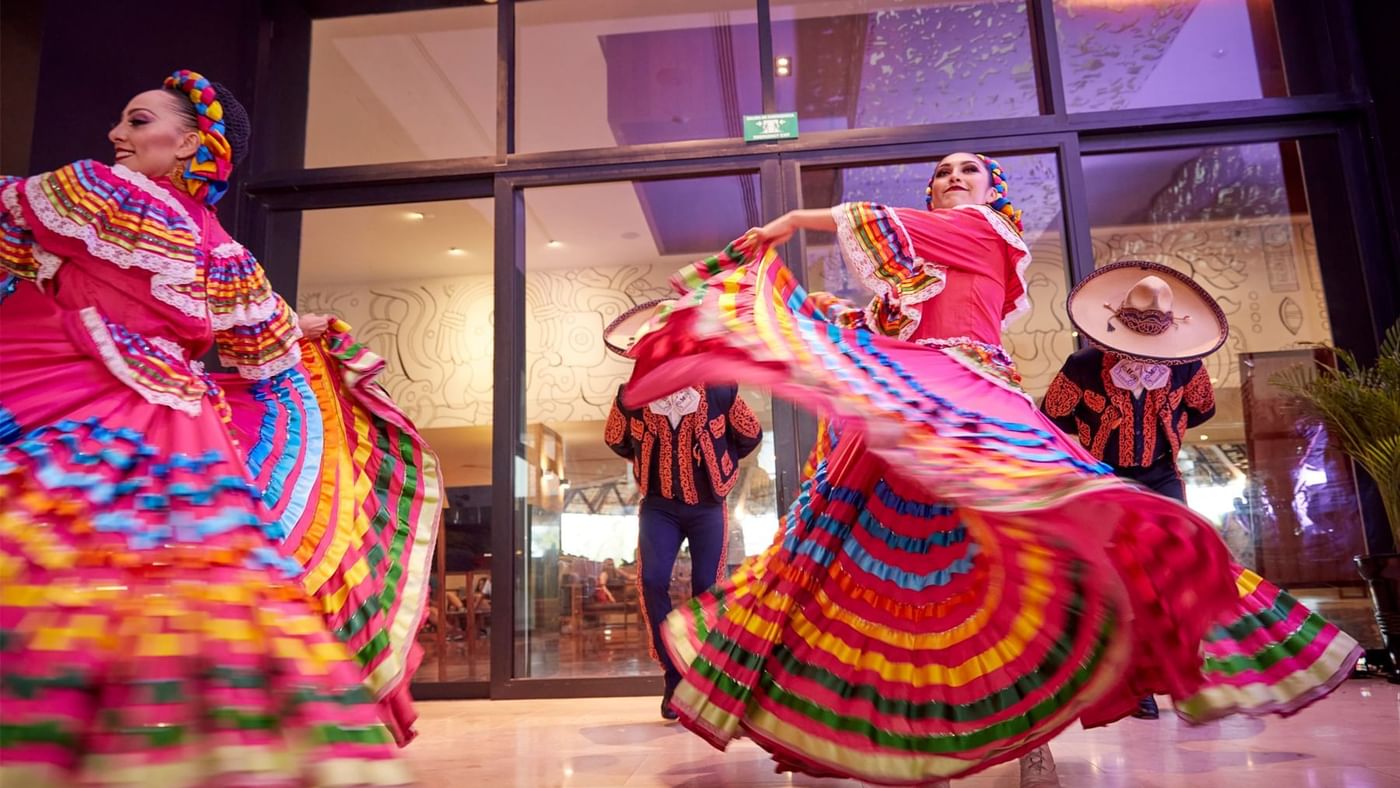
[1199,434,1209,441]
[1071,331,1079,337]
[448,247,466,256]
[776,66,791,77]
[406,211,426,221]
[776,57,791,67]
[547,240,563,248]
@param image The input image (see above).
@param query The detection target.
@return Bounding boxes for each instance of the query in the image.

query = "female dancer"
[0,71,425,784]
[611,153,1359,785]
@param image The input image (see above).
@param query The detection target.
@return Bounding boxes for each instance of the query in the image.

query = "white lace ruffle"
[210,292,283,330]
[79,307,202,417]
[109,164,201,245]
[914,335,983,349]
[1001,249,1033,330]
[1,180,61,282]
[211,240,245,259]
[32,246,64,284]
[955,204,1033,330]
[1,181,26,228]
[206,242,285,330]
[231,343,304,381]
[832,203,948,342]
[22,166,209,320]
[148,335,186,360]
[222,319,304,381]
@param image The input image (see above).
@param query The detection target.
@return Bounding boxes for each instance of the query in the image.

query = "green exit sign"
[743,112,798,142]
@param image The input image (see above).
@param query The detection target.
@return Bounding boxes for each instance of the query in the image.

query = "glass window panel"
[516,0,762,152]
[296,199,495,683]
[1083,142,1376,647]
[516,174,780,679]
[1054,0,1296,113]
[799,152,1075,398]
[772,0,1041,131]
[305,6,498,167]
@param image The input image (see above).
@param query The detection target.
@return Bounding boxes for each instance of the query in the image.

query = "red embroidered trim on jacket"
[639,430,654,495]
[1083,390,1107,413]
[729,397,762,439]
[677,404,700,505]
[1170,412,1189,458]
[1100,359,1135,467]
[605,405,627,446]
[1140,386,1167,465]
[645,409,676,500]
[1043,372,1081,418]
[1185,366,1215,413]
[716,506,730,583]
[709,414,726,439]
[698,388,740,500]
[630,387,748,501]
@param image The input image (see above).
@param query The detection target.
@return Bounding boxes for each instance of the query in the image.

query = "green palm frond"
[1272,320,1400,549]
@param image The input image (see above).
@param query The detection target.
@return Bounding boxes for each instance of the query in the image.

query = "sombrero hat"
[1067,260,1228,364]
[603,298,675,357]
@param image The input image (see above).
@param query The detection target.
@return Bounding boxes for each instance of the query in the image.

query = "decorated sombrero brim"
[603,298,675,357]
[1068,260,1229,364]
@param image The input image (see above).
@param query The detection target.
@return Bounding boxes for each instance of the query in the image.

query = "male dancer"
[605,384,762,719]
[1043,261,1227,722]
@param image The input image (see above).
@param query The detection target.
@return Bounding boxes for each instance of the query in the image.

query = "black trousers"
[1113,456,1185,503]
[637,497,727,690]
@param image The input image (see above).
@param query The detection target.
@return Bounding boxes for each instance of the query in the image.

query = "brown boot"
[1019,745,1060,788]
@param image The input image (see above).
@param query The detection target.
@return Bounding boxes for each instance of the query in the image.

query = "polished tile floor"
[402,678,1400,787]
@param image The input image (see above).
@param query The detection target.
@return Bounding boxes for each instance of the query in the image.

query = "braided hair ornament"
[163,69,234,206]
[925,153,1024,235]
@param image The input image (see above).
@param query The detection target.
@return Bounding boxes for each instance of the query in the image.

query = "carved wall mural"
[300,263,673,429]
[299,277,494,428]
[1090,215,1330,390]
[303,218,1327,428]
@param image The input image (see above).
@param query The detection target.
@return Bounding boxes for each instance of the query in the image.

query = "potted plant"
[1273,321,1400,679]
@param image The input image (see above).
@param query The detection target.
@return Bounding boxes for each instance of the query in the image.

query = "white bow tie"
[648,388,701,428]
[1110,359,1169,394]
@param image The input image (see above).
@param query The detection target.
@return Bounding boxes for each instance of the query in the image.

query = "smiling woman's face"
[928,152,996,210]
[107,89,200,180]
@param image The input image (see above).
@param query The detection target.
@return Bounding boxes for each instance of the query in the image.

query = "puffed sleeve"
[831,202,1029,339]
[207,240,303,379]
[726,390,763,459]
[1183,364,1216,427]
[605,384,642,460]
[1,161,201,299]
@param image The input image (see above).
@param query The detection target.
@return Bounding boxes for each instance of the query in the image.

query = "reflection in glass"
[773,0,1039,130]
[516,175,780,679]
[306,6,498,167]
[1055,0,1289,113]
[798,152,1074,398]
[517,0,762,152]
[296,199,495,682]
[1083,142,1373,646]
